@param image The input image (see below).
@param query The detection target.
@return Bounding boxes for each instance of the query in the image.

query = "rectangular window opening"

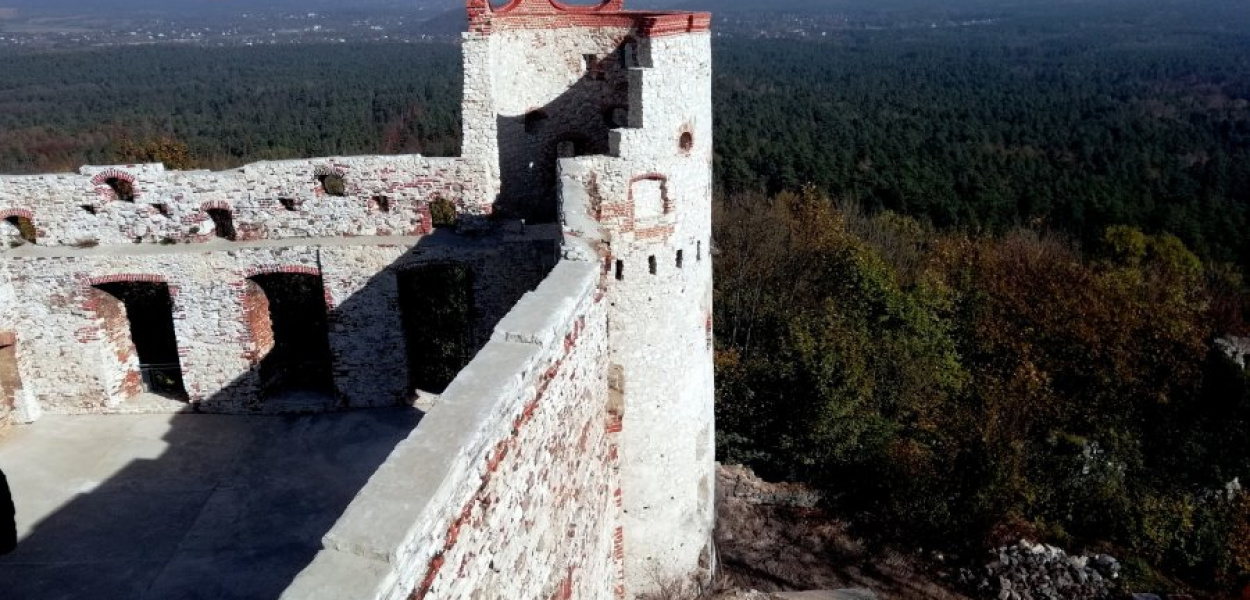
[648,255,657,275]
[615,260,624,281]
[676,249,684,269]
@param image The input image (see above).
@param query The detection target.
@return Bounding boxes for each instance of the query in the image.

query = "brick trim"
[89,168,135,186]
[201,200,233,212]
[243,266,334,310]
[627,172,672,215]
[243,265,322,279]
[0,209,34,222]
[468,0,710,37]
[88,273,168,286]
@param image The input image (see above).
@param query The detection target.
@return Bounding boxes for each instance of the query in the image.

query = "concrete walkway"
[0,409,420,600]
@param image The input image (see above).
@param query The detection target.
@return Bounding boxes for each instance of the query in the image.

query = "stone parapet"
[281,257,618,600]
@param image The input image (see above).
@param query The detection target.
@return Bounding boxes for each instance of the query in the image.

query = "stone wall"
[465,26,635,221]
[1,232,554,415]
[0,155,489,248]
[281,257,620,600]
[559,28,717,595]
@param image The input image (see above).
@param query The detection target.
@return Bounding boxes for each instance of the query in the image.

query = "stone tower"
[463,0,717,594]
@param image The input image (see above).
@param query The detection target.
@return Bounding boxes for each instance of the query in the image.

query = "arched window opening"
[397,264,474,395]
[679,131,694,153]
[206,209,236,241]
[620,39,640,69]
[318,173,347,197]
[92,281,186,399]
[524,110,548,134]
[3,217,36,245]
[373,196,392,213]
[430,196,457,229]
[630,176,668,220]
[583,54,605,80]
[604,106,630,129]
[106,177,135,202]
[246,273,334,400]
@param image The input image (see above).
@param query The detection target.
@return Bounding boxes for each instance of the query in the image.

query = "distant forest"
[1,11,1247,272]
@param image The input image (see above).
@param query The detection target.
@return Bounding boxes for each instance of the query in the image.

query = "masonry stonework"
[0,1,714,597]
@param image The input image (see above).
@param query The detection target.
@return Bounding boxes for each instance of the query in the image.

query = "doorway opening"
[397,264,474,394]
[93,282,186,399]
[245,273,334,399]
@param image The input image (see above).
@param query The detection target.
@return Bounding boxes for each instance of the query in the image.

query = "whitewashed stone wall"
[281,258,619,600]
[463,26,636,221]
[560,30,717,597]
[2,234,553,415]
[0,155,490,247]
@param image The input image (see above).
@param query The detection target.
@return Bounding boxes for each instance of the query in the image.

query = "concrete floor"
[0,409,420,600]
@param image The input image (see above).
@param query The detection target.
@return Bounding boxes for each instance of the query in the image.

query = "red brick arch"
[243,266,334,309]
[89,169,135,187]
[87,274,168,286]
[243,266,321,279]
[628,172,672,215]
[201,200,233,212]
[0,209,34,222]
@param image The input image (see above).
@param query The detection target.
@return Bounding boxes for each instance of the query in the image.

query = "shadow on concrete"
[0,225,558,600]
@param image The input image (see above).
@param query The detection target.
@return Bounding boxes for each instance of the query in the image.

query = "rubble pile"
[958,540,1120,600]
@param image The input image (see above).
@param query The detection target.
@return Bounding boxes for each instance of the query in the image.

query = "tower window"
[697,241,702,262]
[649,255,657,275]
[615,260,624,281]
[676,250,684,269]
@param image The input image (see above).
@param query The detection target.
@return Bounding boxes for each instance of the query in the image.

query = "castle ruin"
[0,1,714,598]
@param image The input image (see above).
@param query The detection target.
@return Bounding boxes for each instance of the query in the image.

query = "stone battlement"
[0,155,486,247]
